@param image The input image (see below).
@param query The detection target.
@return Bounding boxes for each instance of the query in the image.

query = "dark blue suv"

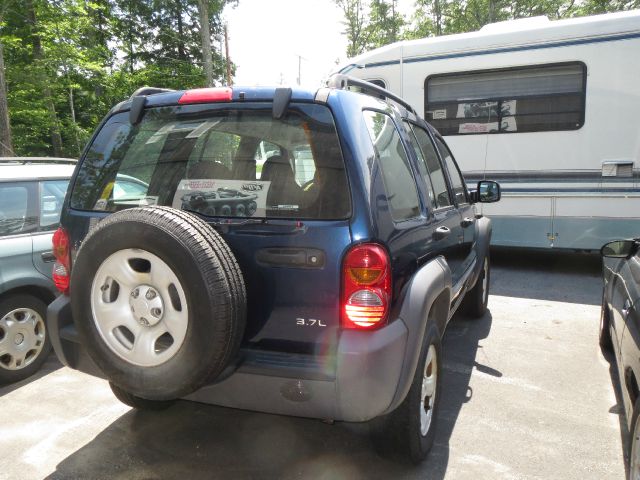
[48,76,500,462]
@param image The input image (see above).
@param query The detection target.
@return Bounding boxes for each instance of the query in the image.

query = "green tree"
[335,0,369,57]
[364,0,405,49]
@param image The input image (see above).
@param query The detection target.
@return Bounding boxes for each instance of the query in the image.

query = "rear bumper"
[48,295,409,422]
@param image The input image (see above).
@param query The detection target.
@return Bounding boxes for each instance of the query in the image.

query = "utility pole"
[197,0,214,87]
[295,54,306,86]
[224,24,232,86]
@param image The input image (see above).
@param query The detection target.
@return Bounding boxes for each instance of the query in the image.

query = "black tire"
[462,254,490,318]
[220,204,232,216]
[110,382,175,410]
[630,399,640,478]
[247,201,257,216]
[370,323,442,463]
[71,206,246,401]
[0,294,51,384]
[235,203,246,217]
[599,290,613,353]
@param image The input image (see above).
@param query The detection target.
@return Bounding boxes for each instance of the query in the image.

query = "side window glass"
[254,140,282,180]
[0,183,36,236]
[403,121,436,209]
[292,146,315,186]
[40,180,69,230]
[363,110,421,221]
[187,130,240,180]
[435,137,468,205]
[410,126,452,209]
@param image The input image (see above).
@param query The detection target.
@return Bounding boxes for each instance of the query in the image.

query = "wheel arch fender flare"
[384,256,452,414]
[470,216,492,287]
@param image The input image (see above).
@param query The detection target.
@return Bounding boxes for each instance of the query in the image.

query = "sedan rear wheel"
[0,295,51,384]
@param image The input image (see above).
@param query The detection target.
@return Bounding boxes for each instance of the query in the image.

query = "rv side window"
[367,79,386,89]
[425,62,585,135]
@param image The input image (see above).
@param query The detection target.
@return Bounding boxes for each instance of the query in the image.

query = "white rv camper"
[339,10,640,251]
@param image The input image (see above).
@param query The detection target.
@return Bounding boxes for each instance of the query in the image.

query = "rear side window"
[70,104,350,220]
[426,62,585,135]
[363,110,420,221]
[0,182,36,236]
[40,180,69,230]
[434,138,467,205]
[408,125,452,209]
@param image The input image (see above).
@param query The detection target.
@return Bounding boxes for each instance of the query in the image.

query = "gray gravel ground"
[0,250,626,480]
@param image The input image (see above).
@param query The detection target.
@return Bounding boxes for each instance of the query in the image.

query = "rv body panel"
[341,10,640,250]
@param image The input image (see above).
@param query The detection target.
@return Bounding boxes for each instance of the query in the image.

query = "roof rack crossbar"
[129,87,175,99]
[326,74,417,115]
[0,157,77,165]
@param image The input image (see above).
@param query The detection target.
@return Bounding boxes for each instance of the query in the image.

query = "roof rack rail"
[0,157,77,165]
[129,87,175,99]
[326,74,417,115]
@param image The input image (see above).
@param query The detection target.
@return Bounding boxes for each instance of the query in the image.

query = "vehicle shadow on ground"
[603,348,631,479]
[490,248,602,305]
[45,313,494,480]
[0,354,62,398]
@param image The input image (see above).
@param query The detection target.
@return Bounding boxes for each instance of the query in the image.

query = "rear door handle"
[461,217,475,228]
[433,226,451,241]
[623,299,632,319]
[41,251,56,263]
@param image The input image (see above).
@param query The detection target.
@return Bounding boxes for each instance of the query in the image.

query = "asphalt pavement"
[0,250,626,480]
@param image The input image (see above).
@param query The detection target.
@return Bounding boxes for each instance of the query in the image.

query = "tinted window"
[426,63,585,135]
[40,180,69,230]
[0,182,36,236]
[409,125,452,209]
[363,111,420,221]
[435,138,467,205]
[71,104,350,220]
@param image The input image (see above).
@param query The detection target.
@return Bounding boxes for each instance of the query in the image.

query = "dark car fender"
[469,216,493,288]
[383,255,452,414]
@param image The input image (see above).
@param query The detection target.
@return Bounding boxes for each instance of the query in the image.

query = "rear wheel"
[462,254,490,318]
[599,291,613,353]
[71,206,246,401]
[370,323,442,463]
[0,294,51,384]
[630,400,640,479]
[110,382,175,410]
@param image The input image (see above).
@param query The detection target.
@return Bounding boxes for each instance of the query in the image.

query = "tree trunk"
[434,0,442,36]
[198,0,214,86]
[176,0,185,60]
[26,0,63,156]
[0,41,14,156]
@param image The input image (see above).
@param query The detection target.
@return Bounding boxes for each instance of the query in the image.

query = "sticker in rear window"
[172,179,269,217]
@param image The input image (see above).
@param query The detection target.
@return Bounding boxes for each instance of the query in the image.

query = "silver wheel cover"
[0,308,46,370]
[90,248,189,367]
[420,344,438,436]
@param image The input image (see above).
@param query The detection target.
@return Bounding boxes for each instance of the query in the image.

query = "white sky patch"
[224,0,416,87]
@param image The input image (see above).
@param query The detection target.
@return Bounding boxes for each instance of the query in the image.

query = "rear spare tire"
[71,206,246,401]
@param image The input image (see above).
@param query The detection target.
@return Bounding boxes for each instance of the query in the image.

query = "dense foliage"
[0,0,234,157]
[336,0,640,54]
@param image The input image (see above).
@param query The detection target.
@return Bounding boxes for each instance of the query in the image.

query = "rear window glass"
[70,103,350,220]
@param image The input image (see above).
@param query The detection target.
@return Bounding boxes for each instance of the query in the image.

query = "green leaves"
[0,0,233,157]
[337,0,640,57]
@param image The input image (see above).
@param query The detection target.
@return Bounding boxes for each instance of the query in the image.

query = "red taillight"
[178,87,233,104]
[52,227,70,294]
[341,244,391,330]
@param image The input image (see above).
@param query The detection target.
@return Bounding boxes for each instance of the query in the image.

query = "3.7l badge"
[296,318,327,327]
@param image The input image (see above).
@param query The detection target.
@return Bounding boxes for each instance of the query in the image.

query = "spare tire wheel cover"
[70,207,246,400]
